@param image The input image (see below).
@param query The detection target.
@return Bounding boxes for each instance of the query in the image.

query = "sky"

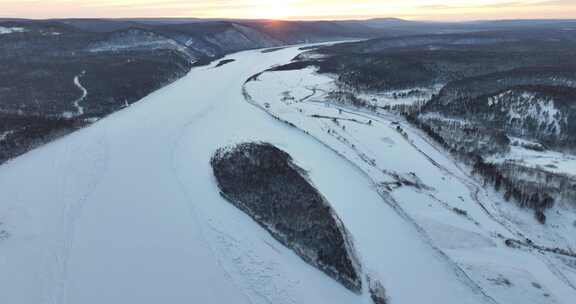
[1,0,575,21]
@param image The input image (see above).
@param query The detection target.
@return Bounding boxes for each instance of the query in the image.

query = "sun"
[258,1,299,19]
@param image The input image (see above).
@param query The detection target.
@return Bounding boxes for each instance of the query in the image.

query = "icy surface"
[0,43,382,304]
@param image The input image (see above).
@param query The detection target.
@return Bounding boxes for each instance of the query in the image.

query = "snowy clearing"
[487,144,576,178]
[0,26,26,35]
[357,85,443,107]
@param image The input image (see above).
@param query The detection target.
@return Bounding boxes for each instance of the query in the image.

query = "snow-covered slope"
[86,28,196,61]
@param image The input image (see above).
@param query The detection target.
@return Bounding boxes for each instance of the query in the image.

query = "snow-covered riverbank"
[244,66,576,304]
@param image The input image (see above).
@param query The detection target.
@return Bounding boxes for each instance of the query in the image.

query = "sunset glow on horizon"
[1,0,575,21]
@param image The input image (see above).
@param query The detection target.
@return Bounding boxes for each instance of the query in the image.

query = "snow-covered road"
[72,72,87,116]
[63,71,87,119]
[1,45,490,304]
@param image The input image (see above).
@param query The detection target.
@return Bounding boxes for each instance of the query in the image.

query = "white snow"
[487,144,576,178]
[485,137,576,183]
[0,26,26,35]
[461,259,561,304]
[73,72,87,115]
[87,33,193,60]
[419,112,471,126]
[244,66,576,304]
[358,85,442,107]
[89,40,183,53]
[62,72,88,119]
[0,130,14,142]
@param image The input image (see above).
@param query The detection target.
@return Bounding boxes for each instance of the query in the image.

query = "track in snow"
[63,71,87,118]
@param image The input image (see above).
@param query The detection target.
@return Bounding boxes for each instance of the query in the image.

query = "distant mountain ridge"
[0,18,388,165]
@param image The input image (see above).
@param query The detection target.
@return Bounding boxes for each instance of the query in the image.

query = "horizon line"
[2,16,576,23]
